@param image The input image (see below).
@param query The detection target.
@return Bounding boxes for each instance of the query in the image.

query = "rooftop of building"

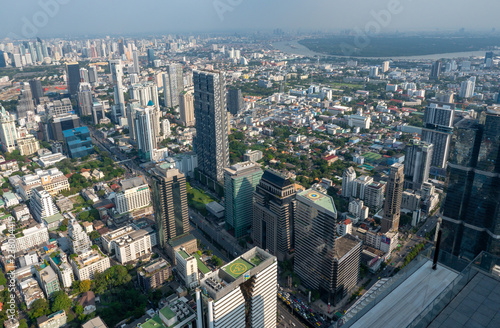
[200,247,276,302]
[335,234,362,260]
[82,317,108,328]
[167,233,196,248]
[120,176,147,190]
[342,251,500,328]
[224,161,262,176]
[261,169,293,188]
[139,258,170,277]
[297,189,336,215]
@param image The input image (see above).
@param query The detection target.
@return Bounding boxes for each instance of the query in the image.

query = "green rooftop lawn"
[186,182,215,214]
[160,306,176,320]
[141,315,165,328]
[250,256,263,266]
[193,253,211,275]
[223,258,254,279]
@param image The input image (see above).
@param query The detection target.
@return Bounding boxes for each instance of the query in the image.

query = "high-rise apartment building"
[134,107,157,161]
[421,101,455,169]
[430,60,442,79]
[30,186,59,223]
[16,83,35,119]
[363,182,386,212]
[129,82,159,107]
[77,82,93,116]
[151,163,189,248]
[68,218,92,254]
[227,88,243,115]
[459,76,476,98]
[193,70,229,190]
[196,247,277,328]
[132,50,140,74]
[381,163,404,233]
[66,62,80,96]
[163,63,184,108]
[179,90,195,127]
[109,59,126,123]
[404,140,433,190]
[441,107,500,260]
[342,166,356,198]
[294,189,361,304]
[224,162,263,238]
[0,105,17,152]
[252,169,296,260]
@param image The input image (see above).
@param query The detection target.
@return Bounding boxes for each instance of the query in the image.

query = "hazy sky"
[2,0,499,39]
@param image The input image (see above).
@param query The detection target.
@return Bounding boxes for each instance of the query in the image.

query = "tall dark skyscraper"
[0,50,5,68]
[147,48,155,66]
[227,88,243,115]
[29,79,44,105]
[381,163,404,233]
[485,51,494,64]
[66,62,81,96]
[294,189,361,304]
[430,60,442,79]
[252,169,296,260]
[151,163,189,249]
[193,70,229,191]
[422,101,455,169]
[441,107,500,261]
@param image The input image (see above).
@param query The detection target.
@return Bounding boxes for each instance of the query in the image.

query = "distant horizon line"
[2,28,500,41]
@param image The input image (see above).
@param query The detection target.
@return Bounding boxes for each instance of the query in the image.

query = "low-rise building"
[3,192,19,208]
[112,176,151,214]
[48,252,75,289]
[14,224,49,252]
[82,317,108,328]
[12,204,30,221]
[70,247,110,281]
[140,298,196,328]
[55,195,73,213]
[175,248,198,288]
[37,152,67,168]
[18,168,70,200]
[16,134,40,156]
[137,258,172,291]
[243,149,263,162]
[101,225,152,264]
[37,310,67,328]
[19,276,45,309]
[35,265,60,298]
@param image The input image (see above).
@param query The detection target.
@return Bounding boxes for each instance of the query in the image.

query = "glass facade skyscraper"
[441,107,500,261]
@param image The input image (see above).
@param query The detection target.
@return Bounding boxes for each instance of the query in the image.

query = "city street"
[189,222,230,263]
[416,215,438,238]
[278,302,306,328]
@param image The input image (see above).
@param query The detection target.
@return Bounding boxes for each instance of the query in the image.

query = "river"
[272,40,490,61]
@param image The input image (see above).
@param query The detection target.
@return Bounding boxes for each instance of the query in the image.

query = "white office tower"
[196,247,277,328]
[163,63,184,108]
[132,50,140,74]
[369,66,379,78]
[0,105,17,152]
[79,68,89,83]
[110,59,126,123]
[68,218,92,254]
[342,166,356,198]
[135,107,157,161]
[30,186,59,222]
[77,82,93,116]
[459,76,476,98]
[129,82,159,107]
[161,119,171,137]
[88,65,98,85]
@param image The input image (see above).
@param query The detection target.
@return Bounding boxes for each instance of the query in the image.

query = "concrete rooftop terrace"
[349,260,458,328]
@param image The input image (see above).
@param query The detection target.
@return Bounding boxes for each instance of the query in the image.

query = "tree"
[51,291,72,312]
[79,211,89,220]
[79,280,91,293]
[97,190,106,197]
[29,299,50,320]
[211,255,223,267]
[89,231,100,241]
[19,319,28,328]
[74,304,84,316]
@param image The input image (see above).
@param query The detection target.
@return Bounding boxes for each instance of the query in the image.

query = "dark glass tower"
[441,108,500,261]
[227,88,243,115]
[66,62,81,96]
[193,70,229,190]
[252,169,296,260]
[29,79,44,105]
[151,164,189,248]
